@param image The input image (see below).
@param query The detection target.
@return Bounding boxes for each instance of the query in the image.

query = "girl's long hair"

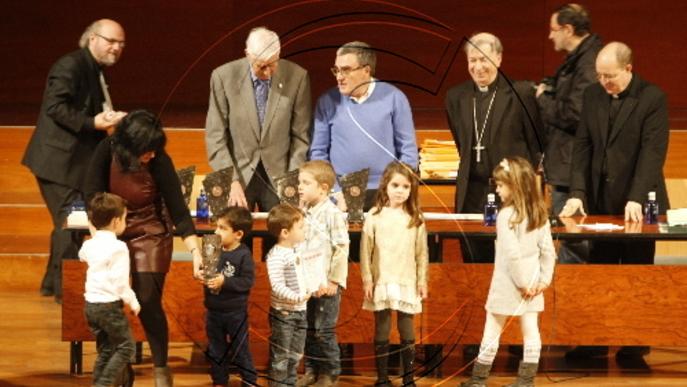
[111,110,167,172]
[372,161,423,227]
[492,156,547,231]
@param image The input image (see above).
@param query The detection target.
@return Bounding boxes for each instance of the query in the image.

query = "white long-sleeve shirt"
[266,245,307,311]
[79,230,140,310]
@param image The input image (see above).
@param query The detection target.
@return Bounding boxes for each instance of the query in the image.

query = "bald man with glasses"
[22,19,127,303]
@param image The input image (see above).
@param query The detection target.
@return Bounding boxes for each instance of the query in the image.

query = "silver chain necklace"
[472,86,498,163]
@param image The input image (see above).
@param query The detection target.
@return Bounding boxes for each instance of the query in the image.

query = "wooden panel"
[62,261,687,347]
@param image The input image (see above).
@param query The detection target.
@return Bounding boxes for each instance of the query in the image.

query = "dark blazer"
[22,48,107,190]
[539,34,602,186]
[570,74,669,214]
[445,74,544,212]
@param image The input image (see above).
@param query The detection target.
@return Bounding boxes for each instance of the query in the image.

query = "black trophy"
[202,167,233,220]
[176,165,196,207]
[274,169,300,207]
[339,168,369,223]
[202,234,222,295]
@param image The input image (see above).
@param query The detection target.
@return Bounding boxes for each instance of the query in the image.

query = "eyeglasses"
[330,65,366,77]
[597,72,622,81]
[95,33,125,48]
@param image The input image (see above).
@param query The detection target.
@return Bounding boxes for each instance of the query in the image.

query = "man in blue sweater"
[309,41,418,209]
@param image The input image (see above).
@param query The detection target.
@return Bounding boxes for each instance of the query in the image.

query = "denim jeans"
[84,301,135,387]
[268,308,307,386]
[206,309,257,385]
[304,290,341,377]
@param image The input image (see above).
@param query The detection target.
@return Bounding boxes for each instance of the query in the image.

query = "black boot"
[459,361,491,387]
[502,361,538,387]
[374,341,391,386]
[400,340,416,386]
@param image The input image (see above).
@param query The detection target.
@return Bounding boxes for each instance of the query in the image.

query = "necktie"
[255,79,268,128]
[99,71,113,112]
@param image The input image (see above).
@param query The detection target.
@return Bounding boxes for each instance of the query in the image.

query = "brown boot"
[459,361,491,387]
[374,341,391,386]
[153,366,173,387]
[400,340,416,386]
[502,361,538,387]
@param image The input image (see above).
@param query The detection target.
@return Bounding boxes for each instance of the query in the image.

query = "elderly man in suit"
[561,41,669,360]
[445,32,544,263]
[205,26,311,211]
[22,19,127,303]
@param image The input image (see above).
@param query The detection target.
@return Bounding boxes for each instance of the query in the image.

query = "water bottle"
[644,191,659,225]
[196,189,209,222]
[484,193,498,226]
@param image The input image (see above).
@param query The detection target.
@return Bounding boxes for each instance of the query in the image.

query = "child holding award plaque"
[202,206,257,386]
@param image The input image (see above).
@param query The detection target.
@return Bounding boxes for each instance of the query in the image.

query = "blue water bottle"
[196,189,209,222]
[484,193,498,226]
[644,191,659,224]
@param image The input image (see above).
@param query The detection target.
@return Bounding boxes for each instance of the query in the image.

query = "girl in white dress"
[360,161,428,387]
[460,157,556,387]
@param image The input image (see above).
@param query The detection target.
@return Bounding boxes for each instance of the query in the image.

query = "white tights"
[476,312,542,365]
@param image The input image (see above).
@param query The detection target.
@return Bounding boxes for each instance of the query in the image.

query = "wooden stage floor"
[2,289,687,386]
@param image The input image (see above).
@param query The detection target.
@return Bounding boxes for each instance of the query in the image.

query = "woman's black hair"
[111,109,167,172]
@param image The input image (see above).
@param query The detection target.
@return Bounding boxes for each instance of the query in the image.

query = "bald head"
[596,42,633,95]
[83,19,125,66]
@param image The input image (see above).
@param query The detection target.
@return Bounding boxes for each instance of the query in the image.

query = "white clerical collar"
[350,78,376,104]
[478,84,489,92]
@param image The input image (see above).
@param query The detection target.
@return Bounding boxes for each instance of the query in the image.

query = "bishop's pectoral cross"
[473,143,485,163]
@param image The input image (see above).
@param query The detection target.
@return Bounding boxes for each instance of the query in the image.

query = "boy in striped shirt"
[265,204,311,386]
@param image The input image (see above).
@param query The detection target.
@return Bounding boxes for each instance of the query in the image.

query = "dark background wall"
[2,0,685,128]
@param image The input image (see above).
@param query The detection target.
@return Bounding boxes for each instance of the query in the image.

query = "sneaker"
[296,371,318,387]
[312,374,336,387]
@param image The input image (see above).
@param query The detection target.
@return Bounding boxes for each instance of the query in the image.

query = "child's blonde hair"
[492,157,547,231]
[300,160,336,191]
[372,161,423,227]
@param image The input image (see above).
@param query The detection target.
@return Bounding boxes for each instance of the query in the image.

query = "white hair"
[245,27,280,61]
[465,32,503,55]
[79,20,101,48]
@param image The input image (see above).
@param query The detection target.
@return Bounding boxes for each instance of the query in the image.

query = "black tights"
[374,309,415,343]
[132,272,168,367]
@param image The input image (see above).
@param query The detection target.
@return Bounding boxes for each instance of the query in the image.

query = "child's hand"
[533,282,547,296]
[324,281,339,296]
[520,287,534,298]
[303,292,312,302]
[418,284,428,300]
[206,274,225,291]
[363,282,374,302]
[131,302,141,316]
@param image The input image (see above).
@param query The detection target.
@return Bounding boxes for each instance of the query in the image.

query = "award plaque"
[202,234,222,295]
[339,168,369,223]
[176,165,196,207]
[202,167,233,220]
[274,169,300,207]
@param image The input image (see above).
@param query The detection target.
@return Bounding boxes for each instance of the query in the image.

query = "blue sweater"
[203,243,254,311]
[310,81,418,189]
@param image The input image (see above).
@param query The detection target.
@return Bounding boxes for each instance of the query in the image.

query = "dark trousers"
[244,162,279,260]
[85,301,135,387]
[132,272,169,367]
[36,177,82,296]
[304,291,342,377]
[206,308,257,385]
[268,308,307,386]
[460,179,495,263]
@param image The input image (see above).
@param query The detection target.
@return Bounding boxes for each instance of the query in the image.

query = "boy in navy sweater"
[203,206,257,386]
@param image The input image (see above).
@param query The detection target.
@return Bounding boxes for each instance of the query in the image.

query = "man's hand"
[559,198,586,218]
[625,201,643,222]
[229,180,248,208]
[535,83,548,98]
[94,110,126,130]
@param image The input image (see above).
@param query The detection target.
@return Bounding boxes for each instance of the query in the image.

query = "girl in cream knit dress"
[360,161,428,386]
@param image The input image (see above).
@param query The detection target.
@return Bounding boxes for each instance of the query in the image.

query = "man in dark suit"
[561,41,669,360]
[445,32,544,263]
[22,19,127,302]
[205,26,311,212]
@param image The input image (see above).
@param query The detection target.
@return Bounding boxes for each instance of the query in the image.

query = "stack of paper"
[667,208,687,226]
[419,139,459,180]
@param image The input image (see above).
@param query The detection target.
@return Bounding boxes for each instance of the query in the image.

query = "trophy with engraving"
[202,167,233,221]
[274,169,300,207]
[339,168,369,223]
[176,165,196,208]
[202,234,222,295]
